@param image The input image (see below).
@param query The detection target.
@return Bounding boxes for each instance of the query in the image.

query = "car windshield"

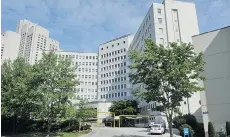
[152,125,160,127]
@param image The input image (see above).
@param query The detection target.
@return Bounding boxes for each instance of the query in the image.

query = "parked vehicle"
[148,121,155,128]
[149,124,165,135]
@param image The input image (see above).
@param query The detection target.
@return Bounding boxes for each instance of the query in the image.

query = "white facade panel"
[192,26,230,136]
[1,31,21,63]
[98,34,134,101]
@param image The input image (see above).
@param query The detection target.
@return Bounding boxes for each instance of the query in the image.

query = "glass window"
[159,28,163,34]
[160,38,164,45]
[158,18,162,24]
[157,9,161,14]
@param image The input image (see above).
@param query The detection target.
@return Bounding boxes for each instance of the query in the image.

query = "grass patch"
[5,131,90,137]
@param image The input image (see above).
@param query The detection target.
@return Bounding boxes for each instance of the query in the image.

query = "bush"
[194,123,205,137]
[208,122,215,137]
[179,124,195,137]
[226,121,230,136]
[173,116,186,129]
[183,114,197,129]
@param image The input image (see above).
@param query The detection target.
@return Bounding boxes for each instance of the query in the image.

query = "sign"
[184,128,189,137]
[202,111,208,114]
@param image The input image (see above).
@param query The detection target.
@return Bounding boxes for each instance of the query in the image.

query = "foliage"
[227,121,230,136]
[183,114,197,129]
[194,123,205,137]
[173,116,186,129]
[179,124,195,137]
[76,100,97,122]
[109,100,138,115]
[1,52,80,134]
[129,39,205,137]
[32,52,78,133]
[208,122,216,137]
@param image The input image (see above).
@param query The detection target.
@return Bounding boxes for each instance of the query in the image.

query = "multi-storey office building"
[129,0,201,123]
[97,34,134,101]
[17,19,60,64]
[1,31,21,63]
[37,51,99,101]
[193,26,230,136]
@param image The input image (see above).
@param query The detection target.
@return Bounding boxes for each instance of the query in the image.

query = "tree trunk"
[168,116,173,137]
[47,118,52,136]
[78,121,81,132]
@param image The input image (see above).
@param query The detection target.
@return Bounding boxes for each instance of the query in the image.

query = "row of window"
[77,88,97,93]
[100,92,127,99]
[101,76,127,85]
[101,69,127,78]
[78,95,97,100]
[101,48,127,58]
[100,84,127,92]
[78,68,98,73]
[58,54,98,60]
[101,62,126,72]
[79,81,98,86]
[101,55,126,65]
[77,75,97,79]
[76,61,98,66]
[141,102,157,112]
[101,41,126,51]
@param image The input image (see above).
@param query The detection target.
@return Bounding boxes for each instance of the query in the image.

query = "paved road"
[83,127,181,137]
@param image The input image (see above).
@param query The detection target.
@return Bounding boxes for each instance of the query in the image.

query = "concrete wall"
[97,34,134,101]
[1,31,21,62]
[192,26,230,135]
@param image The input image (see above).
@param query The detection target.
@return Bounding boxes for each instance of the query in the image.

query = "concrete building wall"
[1,31,21,62]
[192,26,230,135]
[97,34,134,101]
[17,19,60,64]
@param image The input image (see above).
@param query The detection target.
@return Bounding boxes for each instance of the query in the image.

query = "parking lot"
[83,127,181,137]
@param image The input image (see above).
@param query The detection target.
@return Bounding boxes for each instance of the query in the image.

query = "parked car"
[148,121,155,128]
[149,124,165,135]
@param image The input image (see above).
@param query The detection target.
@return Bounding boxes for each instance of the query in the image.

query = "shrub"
[179,124,195,137]
[183,114,197,129]
[173,116,186,129]
[208,122,215,137]
[226,121,230,136]
[194,123,205,137]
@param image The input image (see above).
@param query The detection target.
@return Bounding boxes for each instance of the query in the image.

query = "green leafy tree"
[208,122,215,137]
[173,116,186,129]
[1,58,41,133]
[76,100,96,130]
[109,100,138,116]
[129,40,205,137]
[33,52,78,134]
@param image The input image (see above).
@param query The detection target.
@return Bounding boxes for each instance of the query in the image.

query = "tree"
[208,122,215,137]
[173,116,186,129]
[226,121,230,136]
[33,52,78,135]
[75,100,96,130]
[1,58,41,133]
[109,100,138,116]
[129,40,205,137]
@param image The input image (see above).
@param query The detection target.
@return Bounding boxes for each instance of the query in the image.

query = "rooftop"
[193,26,230,37]
[99,33,132,46]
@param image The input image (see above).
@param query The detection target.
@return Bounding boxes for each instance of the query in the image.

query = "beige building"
[192,26,230,136]
[1,31,21,63]
[17,19,60,64]
[129,0,201,124]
